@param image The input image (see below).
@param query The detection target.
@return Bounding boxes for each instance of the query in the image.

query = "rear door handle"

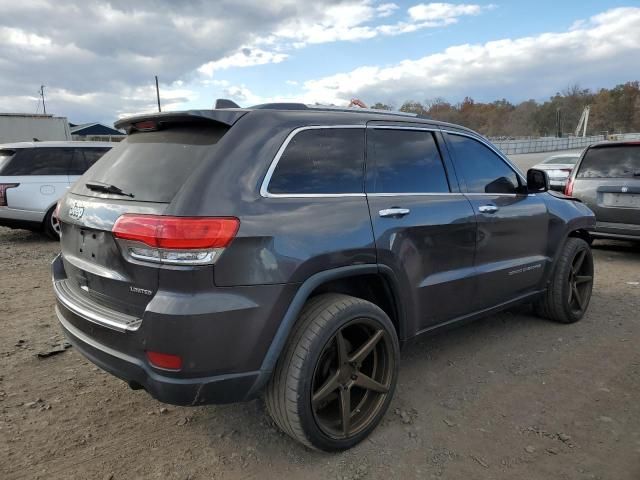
[379,208,410,218]
[478,204,499,214]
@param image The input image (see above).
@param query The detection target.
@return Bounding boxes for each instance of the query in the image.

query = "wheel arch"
[249,265,405,397]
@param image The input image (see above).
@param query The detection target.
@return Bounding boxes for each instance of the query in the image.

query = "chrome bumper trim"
[53,279,142,332]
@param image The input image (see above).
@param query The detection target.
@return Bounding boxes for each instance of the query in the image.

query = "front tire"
[265,293,399,451]
[535,237,594,323]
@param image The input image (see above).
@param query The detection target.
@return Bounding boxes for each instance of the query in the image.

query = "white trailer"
[0,113,72,143]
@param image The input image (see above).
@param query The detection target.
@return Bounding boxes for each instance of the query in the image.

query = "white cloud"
[376,3,399,18]
[264,1,490,47]
[408,3,485,22]
[296,7,640,105]
[198,48,288,76]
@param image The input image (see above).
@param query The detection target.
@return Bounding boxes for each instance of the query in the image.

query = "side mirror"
[527,168,549,193]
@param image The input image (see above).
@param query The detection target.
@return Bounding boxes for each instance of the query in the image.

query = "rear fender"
[248,264,405,397]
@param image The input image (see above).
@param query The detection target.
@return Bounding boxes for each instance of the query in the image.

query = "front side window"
[446,134,520,194]
[267,128,365,194]
[367,129,450,193]
[0,148,72,175]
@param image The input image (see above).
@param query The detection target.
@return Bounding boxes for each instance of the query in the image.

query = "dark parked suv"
[52,104,596,451]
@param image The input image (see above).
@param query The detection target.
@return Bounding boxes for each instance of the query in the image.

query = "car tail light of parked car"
[112,214,239,266]
[0,183,19,207]
[564,177,575,196]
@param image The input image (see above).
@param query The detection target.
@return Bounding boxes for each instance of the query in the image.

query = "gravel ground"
[1,225,639,480]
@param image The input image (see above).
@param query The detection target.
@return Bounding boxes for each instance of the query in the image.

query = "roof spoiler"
[114,109,247,132]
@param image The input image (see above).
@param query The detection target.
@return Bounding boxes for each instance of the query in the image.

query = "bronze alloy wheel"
[310,318,394,439]
[567,247,593,315]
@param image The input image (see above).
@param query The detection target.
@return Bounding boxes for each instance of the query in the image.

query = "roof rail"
[250,102,309,110]
[248,102,418,118]
[306,104,418,117]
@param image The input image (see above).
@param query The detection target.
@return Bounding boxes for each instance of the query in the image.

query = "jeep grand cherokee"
[52,103,596,451]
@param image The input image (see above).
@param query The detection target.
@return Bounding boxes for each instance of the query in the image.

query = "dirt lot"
[1,226,639,480]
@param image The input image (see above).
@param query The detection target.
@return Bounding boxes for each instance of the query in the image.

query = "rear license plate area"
[78,228,107,259]
[602,193,640,208]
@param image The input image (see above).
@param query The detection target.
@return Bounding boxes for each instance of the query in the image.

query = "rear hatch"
[574,144,640,225]
[58,118,232,319]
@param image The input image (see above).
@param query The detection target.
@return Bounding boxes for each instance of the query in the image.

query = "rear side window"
[69,148,111,175]
[0,149,15,173]
[446,134,520,194]
[267,128,365,194]
[74,123,227,203]
[0,148,72,175]
[367,129,449,193]
[577,145,640,178]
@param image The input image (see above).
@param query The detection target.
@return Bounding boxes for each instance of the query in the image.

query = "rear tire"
[535,237,593,323]
[43,205,60,240]
[265,293,399,451]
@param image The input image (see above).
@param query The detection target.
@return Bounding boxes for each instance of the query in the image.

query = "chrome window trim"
[367,125,439,133]
[260,125,366,198]
[367,192,463,197]
[441,129,527,183]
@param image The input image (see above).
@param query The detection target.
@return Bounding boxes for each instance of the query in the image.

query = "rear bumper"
[592,221,640,240]
[56,306,260,405]
[51,253,296,405]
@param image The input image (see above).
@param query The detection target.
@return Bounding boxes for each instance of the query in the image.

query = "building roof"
[70,123,125,136]
[0,140,115,149]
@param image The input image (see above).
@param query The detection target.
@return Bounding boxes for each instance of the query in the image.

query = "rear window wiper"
[86,181,135,198]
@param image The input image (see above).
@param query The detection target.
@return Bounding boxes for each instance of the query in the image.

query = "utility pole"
[40,85,47,115]
[155,76,161,112]
[555,108,562,138]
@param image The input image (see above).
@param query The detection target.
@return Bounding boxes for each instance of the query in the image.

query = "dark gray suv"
[52,104,596,451]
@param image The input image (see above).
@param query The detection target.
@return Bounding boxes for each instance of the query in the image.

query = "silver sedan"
[533,152,582,191]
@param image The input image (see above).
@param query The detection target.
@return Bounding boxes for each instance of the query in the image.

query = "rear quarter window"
[0,148,72,175]
[73,123,227,203]
[577,145,640,178]
[0,149,16,173]
[267,128,365,195]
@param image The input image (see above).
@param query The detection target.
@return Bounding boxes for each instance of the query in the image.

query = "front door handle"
[478,204,499,214]
[379,208,410,218]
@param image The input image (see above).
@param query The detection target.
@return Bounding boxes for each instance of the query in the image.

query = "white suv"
[0,141,113,238]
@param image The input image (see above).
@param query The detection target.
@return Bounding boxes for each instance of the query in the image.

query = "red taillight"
[0,183,19,207]
[113,215,239,249]
[112,215,239,265]
[564,177,574,196]
[146,351,182,371]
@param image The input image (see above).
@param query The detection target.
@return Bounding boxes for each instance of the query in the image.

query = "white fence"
[490,133,640,155]
[491,135,604,155]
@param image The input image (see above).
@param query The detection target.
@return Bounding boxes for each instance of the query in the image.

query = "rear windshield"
[577,145,640,178]
[73,123,228,203]
[542,155,579,165]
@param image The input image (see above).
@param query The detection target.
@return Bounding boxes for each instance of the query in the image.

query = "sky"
[0,1,638,125]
